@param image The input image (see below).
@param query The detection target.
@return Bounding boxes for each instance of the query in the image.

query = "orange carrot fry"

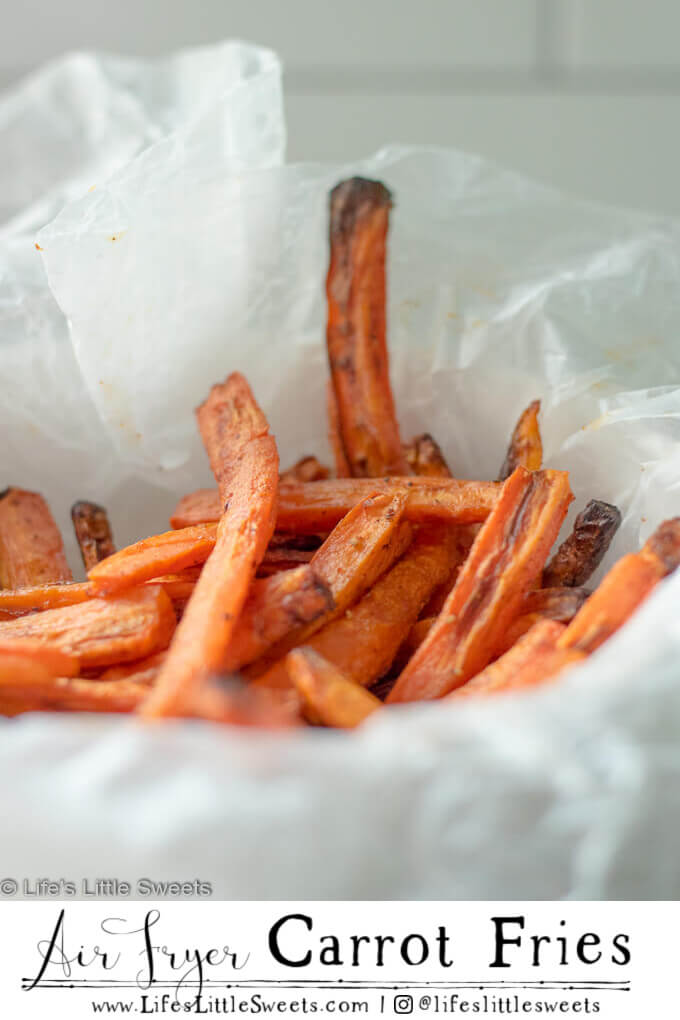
[88,523,218,596]
[326,380,351,478]
[0,488,72,587]
[495,585,592,656]
[287,647,382,728]
[149,567,202,604]
[171,478,501,532]
[405,433,452,478]
[230,493,411,672]
[280,456,330,483]
[542,499,622,588]
[71,501,116,570]
[558,517,680,654]
[499,400,542,480]
[326,177,408,477]
[0,581,93,617]
[226,564,333,670]
[388,467,573,702]
[253,525,458,690]
[140,373,279,718]
[0,585,175,669]
[187,675,301,728]
[0,666,147,714]
[0,639,79,677]
[449,620,585,699]
[97,651,167,686]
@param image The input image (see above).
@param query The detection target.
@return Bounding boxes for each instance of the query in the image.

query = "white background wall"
[3,1,680,215]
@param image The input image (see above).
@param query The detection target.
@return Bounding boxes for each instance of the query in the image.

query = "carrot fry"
[388,467,573,702]
[231,493,411,672]
[71,501,116,570]
[558,517,680,654]
[0,581,93,617]
[287,647,382,728]
[140,373,279,718]
[495,585,592,655]
[280,456,330,483]
[257,547,315,576]
[171,477,501,532]
[326,380,351,478]
[499,400,542,480]
[149,567,202,605]
[97,651,167,686]
[0,666,147,714]
[405,433,452,478]
[0,585,175,669]
[326,177,408,477]
[0,639,79,677]
[0,488,72,587]
[187,675,301,728]
[253,525,458,690]
[542,499,622,588]
[449,620,585,699]
[89,523,218,596]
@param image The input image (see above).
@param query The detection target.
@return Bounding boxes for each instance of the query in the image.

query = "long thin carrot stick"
[88,523,218,596]
[0,639,79,677]
[253,525,458,690]
[326,177,408,477]
[0,488,72,587]
[171,477,501,532]
[0,665,148,714]
[388,467,573,702]
[0,581,93,616]
[140,373,279,718]
[0,586,176,669]
[558,517,680,654]
[326,380,351,478]
[286,648,382,728]
[449,620,585,699]
[499,400,542,480]
[225,492,408,671]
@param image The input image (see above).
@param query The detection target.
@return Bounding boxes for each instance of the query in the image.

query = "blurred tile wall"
[2,1,680,214]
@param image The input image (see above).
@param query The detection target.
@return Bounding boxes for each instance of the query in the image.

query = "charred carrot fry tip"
[499,400,542,481]
[71,500,116,571]
[388,467,572,703]
[542,499,621,588]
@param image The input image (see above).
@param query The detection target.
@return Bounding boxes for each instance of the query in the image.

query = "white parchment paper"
[2,47,680,898]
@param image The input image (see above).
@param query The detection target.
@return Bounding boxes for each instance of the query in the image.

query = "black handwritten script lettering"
[24,909,250,996]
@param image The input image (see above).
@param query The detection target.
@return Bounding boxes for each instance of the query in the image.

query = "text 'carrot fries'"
[326,177,408,477]
[287,648,382,728]
[71,500,116,570]
[0,488,72,587]
[171,477,501,532]
[140,373,279,718]
[499,400,542,481]
[389,467,573,702]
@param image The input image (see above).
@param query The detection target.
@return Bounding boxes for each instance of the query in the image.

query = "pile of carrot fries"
[1,177,676,729]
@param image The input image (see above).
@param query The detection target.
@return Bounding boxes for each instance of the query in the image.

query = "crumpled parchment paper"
[2,45,680,898]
